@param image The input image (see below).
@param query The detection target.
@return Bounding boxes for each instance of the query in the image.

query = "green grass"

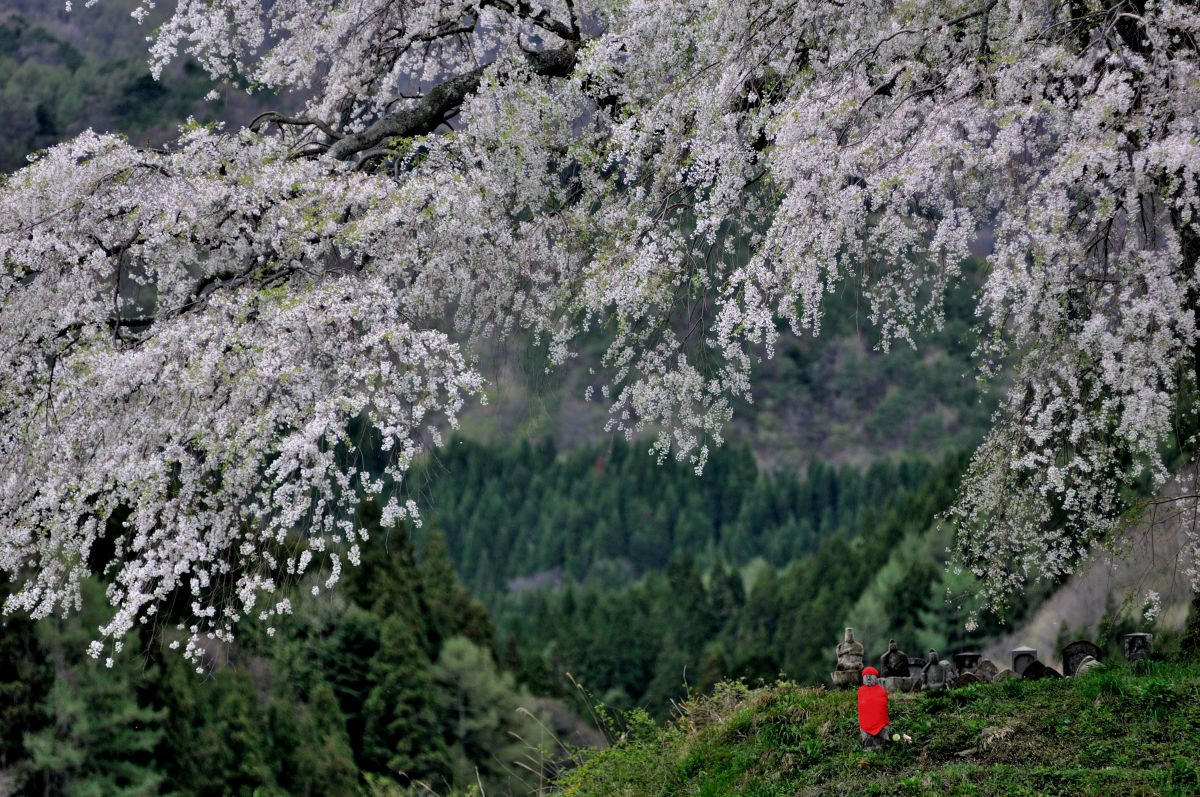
[555,660,1200,796]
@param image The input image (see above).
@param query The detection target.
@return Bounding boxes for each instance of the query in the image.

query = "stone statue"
[880,639,908,678]
[921,648,947,691]
[831,627,865,688]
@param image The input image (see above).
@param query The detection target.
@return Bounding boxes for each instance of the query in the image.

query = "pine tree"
[290,682,361,797]
[361,615,451,788]
[0,592,49,774]
[22,580,164,797]
[432,636,550,793]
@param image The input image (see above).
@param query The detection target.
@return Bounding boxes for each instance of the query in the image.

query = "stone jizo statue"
[880,639,908,678]
[922,648,947,691]
[831,627,865,687]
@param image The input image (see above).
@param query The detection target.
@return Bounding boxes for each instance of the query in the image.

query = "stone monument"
[950,672,980,689]
[1022,660,1062,680]
[878,639,917,691]
[1122,633,1153,662]
[953,651,982,674]
[1011,645,1038,676]
[831,627,865,688]
[974,659,1000,684]
[880,640,908,677]
[1061,640,1102,676]
[1075,655,1101,676]
[921,648,948,691]
[878,643,912,691]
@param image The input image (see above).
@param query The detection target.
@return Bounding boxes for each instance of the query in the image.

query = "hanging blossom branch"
[3,0,1198,660]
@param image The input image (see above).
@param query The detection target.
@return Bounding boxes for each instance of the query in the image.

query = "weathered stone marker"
[950,672,980,689]
[1122,633,1153,662]
[1022,660,1047,679]
[974,659,1000,684]
[1074,655,1101,676]
[1022,661,1062,680]
[953,651,982,674]
[1011,645,1037,676]
[831,627,865,688]
[1061,640,1102,676]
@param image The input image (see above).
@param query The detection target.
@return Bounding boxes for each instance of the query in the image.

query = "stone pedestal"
[831,669,862,687]
[1123,633,1153,662]
[881,676,918,693]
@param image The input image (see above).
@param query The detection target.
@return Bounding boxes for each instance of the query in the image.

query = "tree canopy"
[1,0,1197,657]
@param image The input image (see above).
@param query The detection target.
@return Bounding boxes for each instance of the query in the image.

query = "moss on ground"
[556,660,1200,796]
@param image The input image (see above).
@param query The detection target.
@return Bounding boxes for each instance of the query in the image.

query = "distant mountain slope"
[0,2,269,172]
[462,263,998,469]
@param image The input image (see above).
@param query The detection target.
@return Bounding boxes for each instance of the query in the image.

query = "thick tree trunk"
[1183,591,1200,660]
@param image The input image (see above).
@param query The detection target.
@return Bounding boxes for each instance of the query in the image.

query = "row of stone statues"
[832,628,1154,691]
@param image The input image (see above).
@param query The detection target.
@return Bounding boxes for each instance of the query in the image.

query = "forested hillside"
[463,261,997,467]
[403,440,1046,718]
[0,2,267,173]
[0,506,594,796]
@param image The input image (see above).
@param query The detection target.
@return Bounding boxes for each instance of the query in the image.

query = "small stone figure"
[857,666,890,749]
[1122,633,1153,662]
[880,639,908,677]
[1061,641,1103,676]
[922,648,947,691]
[879,639,916,691]
[831,627,865,688]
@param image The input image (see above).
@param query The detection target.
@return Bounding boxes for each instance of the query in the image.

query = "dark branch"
[482,0,578,42]
[250,112,344,141]
[325,43,579,161]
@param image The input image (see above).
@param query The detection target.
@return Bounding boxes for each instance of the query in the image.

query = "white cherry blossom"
[4,0,1199,655]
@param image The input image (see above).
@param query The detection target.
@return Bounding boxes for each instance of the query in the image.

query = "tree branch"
[325,43,579,161]
[482,0,578,42]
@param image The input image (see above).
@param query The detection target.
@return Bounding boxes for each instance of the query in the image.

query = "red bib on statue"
[857,683,889,735]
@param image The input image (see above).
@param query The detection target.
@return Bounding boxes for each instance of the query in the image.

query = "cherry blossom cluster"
[7,0,1198,655]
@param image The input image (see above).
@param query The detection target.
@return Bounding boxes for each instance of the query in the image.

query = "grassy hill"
[556,659,1200,796]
